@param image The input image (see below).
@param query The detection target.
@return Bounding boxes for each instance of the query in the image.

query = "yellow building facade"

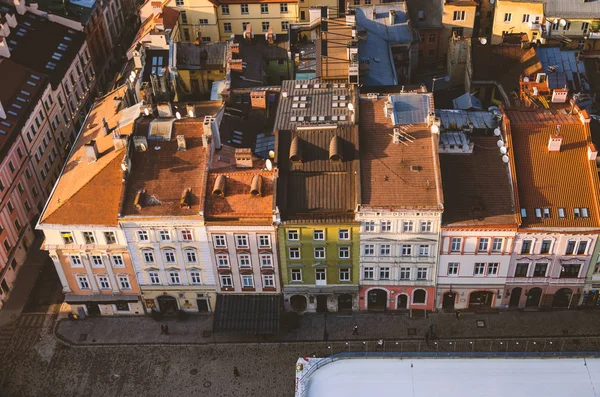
[299,0,336,22]
[165,0,220,43]
[491,0,544,45]
[440,1,476,57]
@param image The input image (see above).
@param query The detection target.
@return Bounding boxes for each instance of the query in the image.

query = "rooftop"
[34,0,96,25]
[0,58,47,158]
[276,125,360,223]
[228,39,287,90]
[506,0,600,19]
[405,0,443,29]
[359,95,443,211]
[120,101,223,218]
[317,18,352,80]
[40,86,140,226]
[274,80,356,132]
[0,9,87,89]
[507,107,600,229]
[175,42,227,71]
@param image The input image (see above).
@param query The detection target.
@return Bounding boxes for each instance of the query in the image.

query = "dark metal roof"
[213,294,281,335]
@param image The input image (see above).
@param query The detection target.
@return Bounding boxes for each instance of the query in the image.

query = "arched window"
[413,289,426,304]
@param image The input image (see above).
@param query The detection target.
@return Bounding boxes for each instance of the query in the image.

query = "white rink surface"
[304,358,600,397]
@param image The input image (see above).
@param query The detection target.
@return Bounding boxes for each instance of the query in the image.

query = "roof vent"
[133,136,148,152]
[180,188,191,209]
[290,136,303,163]
[410,165,422,172]
[235,148,253,168]
[134,189,145,209]
[548,125,562,152]
[177,135,186,151]
[212,175,226,196]
[250,175,263,196]
[84,140,99,164]
[113,134,128,151]
[329,135,343,162]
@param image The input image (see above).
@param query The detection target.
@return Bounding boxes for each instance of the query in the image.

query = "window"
[70,255,83,267]
[574,208,581,218]
[301,10,305,20]
[149,272,160,285]
[3,239,11,253]
[419,245,429,257]
[448,263,459,276]
[504,13,512,22]
[198,19,208,25]
[413,289,426,304]
[313,230,324,240]
[577,241,588,255]
[543,208,550,218]
[288,230,299,240]
[167,272,180,285]
[118,276,131,290]
[453,10,465,21]
[261,3,268,13]
[450,238,462,252]
[164,250,176,264]
[560,264,581,278]
[242,22,250,30]
[514,263,529,277]
[364,221,375,232]
[159,230,171,241]
[82,231,95,244]
[241,4,248,14]
[338,229,350,240]
[582,22,590,33]
[220,275,233,287]
[263,274,275,288]
[216,254,230,267]
[77,276,90,290]
[98,276,111,290]
[183,29,190,41]
[137,230,149,241]
[380,244,391,256]
[236,253,251,268]
[416,268,427,280]
[540,240,551,254]
[289,247,300,259]
[25,169,31,180]
[565,240,576,255]
[281,21,289,31]
[563,22,571,31]
[142,250,155,264]
[363,244,374,256]
[420,221,432,233]
[176,0,184,5]
[260,254,273,267]
[280,3,288,13]
[7,201,13,214]
[533,263,547,277]
[185,249,198,263]
[91,255,104,267]
[104,232,116,244]
[291,269,302,282]
[582,208,589,218]
[363,267,374,280]
[380,267,390,280]
[521,240,532,255]
[401,221,413,233]
[190,272,202,285]
[61,232,74,244]
[24,201,31,212]
[492,238,503,252]
[401,244,412,256]
[399,267,410,280]
[221,4,229,14]
[521,208,527,218]
[180,10,187,23]
[314,247,325,259]
[522,14,530,23]
[315,269,326,282]
[258,235,271,248]
[474,263,486,275]
[381,221,392,232]
[339,268,350,282]
[17,147,23,159]
[181,229,193,241]
[478,238,489,252]
[235,234,249,248]
[111,255,124,268]
[339,247,350,259]
[213,235,227,248]
[487,263,499,275]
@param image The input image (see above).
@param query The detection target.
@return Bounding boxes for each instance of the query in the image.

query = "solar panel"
[391,94,429,125]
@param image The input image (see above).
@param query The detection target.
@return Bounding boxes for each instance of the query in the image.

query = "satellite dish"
[269,150,275,158]
[121,163,127,171]
[500,146,507,154]
[188,109,194,117]
[523,77,530,82]
[144,108,149,116]
[430,125,440,134]
[176,112,181,120]
[490,0,494,3]
[348,103,354,112]
[559,19,567,27]
[553,18,559,24]
[502,155,509,163]
[494,128,501,136]
[479,37,487,45]
[266,159,273,171]
[497,140,504,148]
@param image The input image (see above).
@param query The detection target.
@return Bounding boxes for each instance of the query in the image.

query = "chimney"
[13,0,26,15]
[389,10,396,25]
[250,175,263,196]
[250,91,266,109]
[229,59,243,72]
[372,8,377,19]
[230,43,240,54]
[589,144,598,161]
[84,140,99,163]
[177,135,186,151]
[212,175,227,196]
[548,133,563,152]
[0,36,11,59]
[112,134,128,150]
[551,89,568,103]
[5,12,17,28]
[151,1,162,16]
[0,101,6,120]
[235,148,253,168]
[180,188,191,208]
[102,117,111,135]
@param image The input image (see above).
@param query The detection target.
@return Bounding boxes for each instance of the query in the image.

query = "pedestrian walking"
[424,331,430,345]
[233,366,240,377]
[377,339,384,349]
[164,324,169,335]
[160,324,166,334]
[429,324,435,339]
[352,325,358,335]
[456,311,461,320]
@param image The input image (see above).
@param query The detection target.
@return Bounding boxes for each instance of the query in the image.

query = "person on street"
[352,325,358,335]
[425,331,430,345]
[233,366,240,377]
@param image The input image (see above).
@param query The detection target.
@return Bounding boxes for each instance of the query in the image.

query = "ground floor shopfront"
[283,285,359,313]
[359,286,435,312]
[64,294,144,316]
[502,284,583,309]
[140,287,217,315]
[435,285,506,311]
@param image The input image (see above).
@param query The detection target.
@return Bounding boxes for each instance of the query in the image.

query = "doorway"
[85,303,101,316]
[316,295,328,312]
[468,291,494,308]
[509,287,522,308]
[196,299,209,313]
[526,288,542,307]
[315,269,327,286]
[397,294,409,310]
[157,295,179,314]
[552,288,573,308]
[338,294,352,312]
[442,292,456,310]
[367,289,387,311]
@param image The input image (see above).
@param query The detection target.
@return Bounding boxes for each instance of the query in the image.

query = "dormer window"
[521,208,527,218]
[543,208,550,218]
[535,208,542,218]
[574,208,581,218]
[582,208,589,218]
[558,208,565,218]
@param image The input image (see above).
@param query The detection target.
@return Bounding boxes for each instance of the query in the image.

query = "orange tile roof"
[40,86,137,226]
[358,96,443,211]
[507,108,600,229]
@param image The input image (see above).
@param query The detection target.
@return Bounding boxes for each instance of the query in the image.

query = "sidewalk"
[55,309,600,346]
[0,234,49,327]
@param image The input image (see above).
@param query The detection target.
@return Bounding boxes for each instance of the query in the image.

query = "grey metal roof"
[213,294,281,335]
[175,42,226,70]
[501,0,600,18]
[438,110,499,130]
[452,92,483,110]
[391,94,431,125]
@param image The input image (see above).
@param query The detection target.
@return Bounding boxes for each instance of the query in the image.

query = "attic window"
[520,208,527,218]
[543,208,550,218]
[558,208,565,218]
[535,208,542,218]
[290,116,297,122]
[212,175,227,196]
[574,208,581,218]
[329,135,343,162]
[250,175,263,196]
[290,136,303,163]
[582,208,589,218]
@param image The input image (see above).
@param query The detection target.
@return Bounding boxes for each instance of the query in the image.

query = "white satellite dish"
[559,19,567,27]
[144,108,149,116]
[188,109,194,117]
[269,150,275,158]
[430,125,440,134]
[176,112,181,120]
[494,128,501,136]
[497,140,504,148]
[121,163,127,171]
[266,159,273,171]
[479,37,487,45]
[502,155,509,163]
[553,18,559,25]
[500,146,508,154]
[490,0,494,3]
[348,103,354,112]
[523,77,530,82]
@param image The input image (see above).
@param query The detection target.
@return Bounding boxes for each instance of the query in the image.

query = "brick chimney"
[250,91,266,109]
[230,59,243,72]
[0,36,11,58]
[548,134,563,152]
[235,148,253,168]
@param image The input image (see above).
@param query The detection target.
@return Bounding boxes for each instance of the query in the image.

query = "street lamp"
[432,75,450,93]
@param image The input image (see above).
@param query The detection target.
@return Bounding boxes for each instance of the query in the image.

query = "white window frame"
[169,272,181,285]
[491,238,503,252]
[241,274,254,288]
[111,254,125,268]
[118,275,131,290]
[364,244,374,256]
[380,244,391,256]
[142,249,155,264]
[289,247,301,259]
[450,237,462,252]
[258,234,271,248]
[158,230,171,242]
[453,10,465,21]
[190,271,202,285]
[399,267,410,280]
[97,275,111,290]
[216,254,230,267]
[91,255,104,268]
[339,268,351,282]
[185,249,198,264]
[380,267,390,280]
[338,246,350,259]
[260,254,273,267]
[487,263,499,275]
[401,244,412,257]
[313,230,325,240]
[416,267,427,280]
[82,231,95,244]
[213,234,227,248]
[237,253,251,267]
[137,230,149,241]
[288,230,299,240]
[418,245,429,257]
[163,249,176,264]
[220,274,233,287]
[420,221,432,233]
[70,255,83,268]
[180,229,193,241]
[338,229,350,240]
[148,272,160,285]
[381,221,392,232]
[474,263,486,276]
[291,269,302,282]
[77,275,90,290]
[363,267,374,280]
[263,274,275,288]
[504,13,512,23]
[314,247,326,259]
[448,263,459,276]
[478,238,489,252]
[235,234,249,248]
[364,221,375,232]
[402,221,413,233]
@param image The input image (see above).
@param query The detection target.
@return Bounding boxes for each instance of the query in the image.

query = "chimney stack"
[548,133,563,152]
[84,140,99,163]
[0,36,11,59]
[13,0,26,15]
[235,148,253,168]
[589,144,598,161]
[372,8,377,19]
[389,10,396,25]
[102,117,111,135]
[177,135,186,151]
[0,101,6,120]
